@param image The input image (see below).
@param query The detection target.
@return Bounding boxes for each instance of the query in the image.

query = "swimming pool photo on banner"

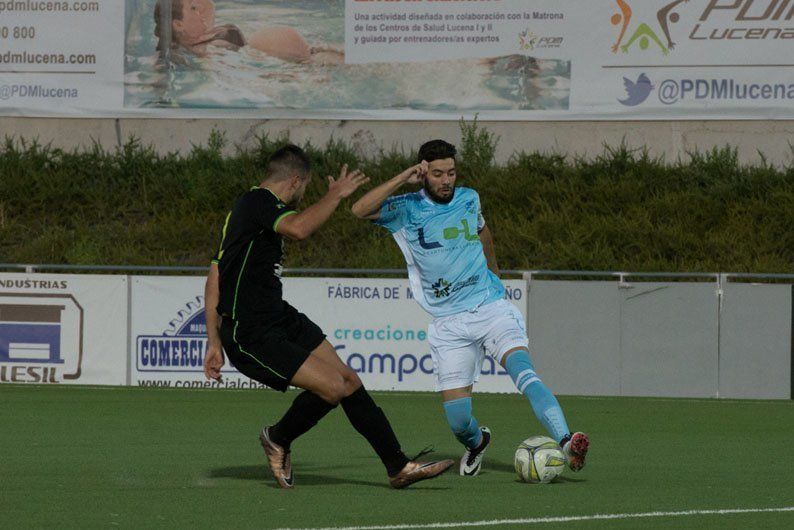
[123,0,571,112]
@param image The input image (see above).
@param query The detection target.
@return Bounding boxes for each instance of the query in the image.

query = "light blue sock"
[443,397,483,449]
[505,350,570,443]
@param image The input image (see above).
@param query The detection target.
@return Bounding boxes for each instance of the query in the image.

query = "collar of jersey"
[258,186,285,203]
[419,188,454,207]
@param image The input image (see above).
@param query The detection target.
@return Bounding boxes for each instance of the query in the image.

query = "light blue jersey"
[375,187,504,317]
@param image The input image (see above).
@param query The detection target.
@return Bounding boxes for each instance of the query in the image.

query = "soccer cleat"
[562,431,589,472]
[259,426,294,489]
[459,426,491,476]
[389,459,455,489]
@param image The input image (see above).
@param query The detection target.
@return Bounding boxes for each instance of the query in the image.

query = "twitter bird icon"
[618,73,654,106]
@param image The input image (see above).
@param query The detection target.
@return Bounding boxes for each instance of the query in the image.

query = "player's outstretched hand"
[398,161,427,185]
[203,341,225,382]
[328,164,370,200]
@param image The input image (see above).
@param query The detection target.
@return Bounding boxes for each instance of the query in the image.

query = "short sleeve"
[475,193,486,231]
[374,195,410,233]
[211,211,231,264]
[240,190,296,233]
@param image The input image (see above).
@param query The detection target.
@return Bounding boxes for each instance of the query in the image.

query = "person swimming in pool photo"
[154,0,344,64]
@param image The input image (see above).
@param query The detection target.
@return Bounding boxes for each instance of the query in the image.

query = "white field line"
[274,507,794,530]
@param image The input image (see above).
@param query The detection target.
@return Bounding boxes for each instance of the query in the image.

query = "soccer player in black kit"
[203,145,453,489]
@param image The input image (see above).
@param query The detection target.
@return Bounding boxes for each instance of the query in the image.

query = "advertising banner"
[2,1,791,119]
[129,275,263,389]
[0,1,123,115]
[286,278,526,393]
[129,276,525,392]
[0,273,127,385]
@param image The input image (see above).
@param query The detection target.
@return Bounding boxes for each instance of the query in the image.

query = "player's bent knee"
[341,367,362,392]
[321,375,348,404]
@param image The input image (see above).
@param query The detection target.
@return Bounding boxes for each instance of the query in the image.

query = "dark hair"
[417,140,456,164]
[154,0,184,51]
[266,144,312,181]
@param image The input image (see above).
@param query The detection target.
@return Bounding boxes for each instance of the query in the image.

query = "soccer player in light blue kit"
[352,140,589,476]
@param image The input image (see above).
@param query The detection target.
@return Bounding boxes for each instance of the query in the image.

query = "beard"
[424,183,455,204]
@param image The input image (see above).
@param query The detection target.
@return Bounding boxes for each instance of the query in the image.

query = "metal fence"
[2,263,793,282]
[2,264,791,399]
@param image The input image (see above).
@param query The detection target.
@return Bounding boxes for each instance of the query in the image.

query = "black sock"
[269,391,336,451]
[341,386,409,476]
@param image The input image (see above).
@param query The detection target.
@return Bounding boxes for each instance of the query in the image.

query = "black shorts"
[220,304,326,392]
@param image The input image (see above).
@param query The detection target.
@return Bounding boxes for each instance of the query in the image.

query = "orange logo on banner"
[610,0,692,55]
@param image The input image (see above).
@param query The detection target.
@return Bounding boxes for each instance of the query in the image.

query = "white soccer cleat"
[459,427,491,476]
[562,431,589,472]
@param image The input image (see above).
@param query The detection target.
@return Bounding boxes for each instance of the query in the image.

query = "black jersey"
[213,187,296,321]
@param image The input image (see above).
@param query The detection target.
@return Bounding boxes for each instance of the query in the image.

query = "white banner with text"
[0,273,128,385]
[129,275,526,392]
[0,1,791,119]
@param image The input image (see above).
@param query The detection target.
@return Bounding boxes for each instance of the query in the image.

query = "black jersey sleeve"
[238,189,297,233]
[211,211,232,265]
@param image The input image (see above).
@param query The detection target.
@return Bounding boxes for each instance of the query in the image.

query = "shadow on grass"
[207,465,451,490]
[427,454,518,476]
[432,456,587,484]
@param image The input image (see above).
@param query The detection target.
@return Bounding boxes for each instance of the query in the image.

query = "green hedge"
[2,123,792,273]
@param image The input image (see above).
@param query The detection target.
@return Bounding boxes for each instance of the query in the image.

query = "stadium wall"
[1,272,791,399]
[2,118,794,166]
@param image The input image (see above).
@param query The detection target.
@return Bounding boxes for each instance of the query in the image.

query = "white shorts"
[428,299,528,392]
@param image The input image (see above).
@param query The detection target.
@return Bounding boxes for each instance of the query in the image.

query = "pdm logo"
[136,297,209,372]
[610,0,693,55]
[519,29,564,51]
[0,294,84,383]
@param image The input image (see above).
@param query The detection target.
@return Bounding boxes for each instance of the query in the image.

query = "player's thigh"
[275,305,357,398]
[480,300,529,366]
[441,386,473,402]
[311,339,350,372]
[220,319,304,392]
[309,339,361,389]
[290,352,348,404]
[429,318,482,392]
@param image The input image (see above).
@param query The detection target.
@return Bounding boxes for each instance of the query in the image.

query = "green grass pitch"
[1,385,793,529]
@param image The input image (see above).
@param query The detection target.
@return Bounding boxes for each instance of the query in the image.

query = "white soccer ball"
[514,435,566,484]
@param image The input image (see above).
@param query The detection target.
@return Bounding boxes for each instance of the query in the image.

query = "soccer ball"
[514,435,566,484]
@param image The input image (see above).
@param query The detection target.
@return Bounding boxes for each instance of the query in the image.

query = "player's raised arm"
[277,164,369,240]
[351,162,427,220]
